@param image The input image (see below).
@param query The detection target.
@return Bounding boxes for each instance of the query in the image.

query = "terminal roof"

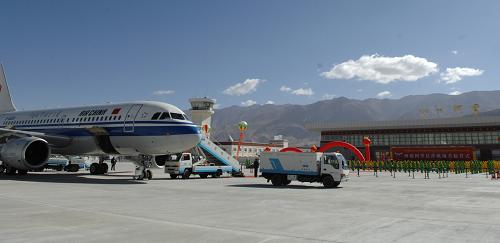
[306,116,500,132]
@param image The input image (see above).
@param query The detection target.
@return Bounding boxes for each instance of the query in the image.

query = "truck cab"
[321,153,349,183]
[165,153,196,179]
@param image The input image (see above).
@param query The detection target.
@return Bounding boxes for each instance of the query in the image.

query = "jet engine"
[152,155,169,169]
[0,137,50,170]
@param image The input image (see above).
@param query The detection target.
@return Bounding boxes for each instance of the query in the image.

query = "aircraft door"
[123,104,143,132]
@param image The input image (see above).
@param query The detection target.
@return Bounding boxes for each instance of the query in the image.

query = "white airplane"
[0,65,201,179]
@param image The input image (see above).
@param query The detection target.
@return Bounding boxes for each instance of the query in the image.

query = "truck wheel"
[170,173,178,179]
[56,165,63,171]
[271,176,283,186]
[199,174,208,178]
[0,164,5,174]
[212,170,222,178]
[182,170,191,179]
[146,170,153,180]
[322,175,338,188]
[66,164,76,172]
[99,163,108,174]
[283,180,291,185]
[90,163,100,175]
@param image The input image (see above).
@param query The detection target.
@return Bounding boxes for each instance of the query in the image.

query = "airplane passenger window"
[151,112,161,120]
[159,112,170,120]
[118,116,122,120]
[113,116,117,120]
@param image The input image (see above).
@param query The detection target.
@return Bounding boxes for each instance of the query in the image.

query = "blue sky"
[1,0,499,110]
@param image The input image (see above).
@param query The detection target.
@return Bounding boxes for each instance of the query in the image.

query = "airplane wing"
[0,128,72,147]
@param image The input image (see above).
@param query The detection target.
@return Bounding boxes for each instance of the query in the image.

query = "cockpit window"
[170,113,185,120]
[159,112,170,120]
[151,112,161,120]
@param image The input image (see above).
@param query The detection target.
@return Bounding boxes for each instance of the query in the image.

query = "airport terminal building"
[306,116,500,161]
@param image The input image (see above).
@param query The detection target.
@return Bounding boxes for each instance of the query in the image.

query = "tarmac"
[1,163,500,243]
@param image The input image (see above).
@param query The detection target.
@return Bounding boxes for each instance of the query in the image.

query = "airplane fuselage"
[0,101,201,156]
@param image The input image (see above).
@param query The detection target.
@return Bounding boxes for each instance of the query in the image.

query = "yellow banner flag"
[472,104,480,114]
[453,104,463,113]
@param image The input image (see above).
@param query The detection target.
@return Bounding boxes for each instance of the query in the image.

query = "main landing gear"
[89,163,108,175]
[133,156,153,180]
[0,164,29,176]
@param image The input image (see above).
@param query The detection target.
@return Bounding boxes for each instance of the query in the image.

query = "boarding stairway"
[197,136,244,176]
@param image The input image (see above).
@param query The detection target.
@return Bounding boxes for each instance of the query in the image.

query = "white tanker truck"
[259,151,349,188]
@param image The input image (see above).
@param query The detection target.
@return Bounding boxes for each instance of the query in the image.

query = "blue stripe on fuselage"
[1,122,200,137]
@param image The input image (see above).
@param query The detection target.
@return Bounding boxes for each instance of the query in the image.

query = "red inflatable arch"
[318,141,366,161]
[279,147,304,153]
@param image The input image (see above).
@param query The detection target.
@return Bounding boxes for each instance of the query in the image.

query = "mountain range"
[209,90,500,146]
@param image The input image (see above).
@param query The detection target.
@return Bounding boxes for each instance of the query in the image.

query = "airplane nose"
[187,125,202,146]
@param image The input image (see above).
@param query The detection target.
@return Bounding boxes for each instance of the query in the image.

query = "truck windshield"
[324,155,339,169]
[336,154,348,169]
[167,153,181,161]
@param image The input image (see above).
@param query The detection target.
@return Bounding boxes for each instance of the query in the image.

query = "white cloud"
[322,94,336,100]
[265,101,275,105]
[449,91,462,96]
[223,78,264,96]
[451,50,458,55]
[280,86,293,92]
[153,90,175,95]
[357,89,363,92]
[439,67,484,84]
[280,86,314,96]
[291,88,314,96]
[376,91,392,99]
[241,99,257,107]
[321,54,438,84]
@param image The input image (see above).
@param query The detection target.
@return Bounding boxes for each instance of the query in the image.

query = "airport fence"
[348,160,500,179]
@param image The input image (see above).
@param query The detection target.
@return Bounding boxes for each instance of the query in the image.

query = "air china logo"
[111,108,121,114]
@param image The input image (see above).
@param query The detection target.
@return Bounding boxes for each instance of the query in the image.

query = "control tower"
[189,97,216,139]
